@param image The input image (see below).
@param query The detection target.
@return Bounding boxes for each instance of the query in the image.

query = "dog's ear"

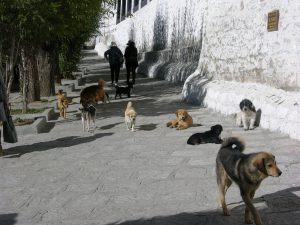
[175,110,179,117]
[253,156,267,175]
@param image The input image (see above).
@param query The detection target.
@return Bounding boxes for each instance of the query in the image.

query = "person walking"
[0,69,18,156]
[124,40,138,84]
[104,42,124,86]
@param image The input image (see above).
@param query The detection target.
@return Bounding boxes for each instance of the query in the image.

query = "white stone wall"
[98,0,300,89]
[200,0,300,90]
[97,0,300,140]
[98,0,205,53]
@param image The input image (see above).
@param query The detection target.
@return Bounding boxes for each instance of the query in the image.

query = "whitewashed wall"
[97,0,300,89]
[199,0,300,90]
[97,0,205,53]
[97,0,300,139]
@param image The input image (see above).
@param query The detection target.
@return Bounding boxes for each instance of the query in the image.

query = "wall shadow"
[0,213,18,225]
[104,187,300,225]
[4,132,113,157]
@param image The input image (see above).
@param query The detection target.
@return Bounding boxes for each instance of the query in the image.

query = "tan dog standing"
[57,90,68,118]
[166,109,193,130]
[125,101,137,131]
[216,137,282,225]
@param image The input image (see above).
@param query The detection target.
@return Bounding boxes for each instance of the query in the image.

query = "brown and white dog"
[216,137,282,225]
[57,90,68,118]
[80,79,109,108]
[125,101,137,131]
[166,109,193,130]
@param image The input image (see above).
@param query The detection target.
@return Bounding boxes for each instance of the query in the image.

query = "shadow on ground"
[4,133,113,157]
[105,187,300,225]
[0,213,18,225]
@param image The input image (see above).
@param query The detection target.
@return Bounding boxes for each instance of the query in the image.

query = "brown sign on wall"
[267,10,279,32]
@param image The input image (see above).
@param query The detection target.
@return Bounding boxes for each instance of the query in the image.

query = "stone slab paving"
[0,50,299,225]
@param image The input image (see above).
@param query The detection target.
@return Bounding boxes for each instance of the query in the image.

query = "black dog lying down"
[187,124,223,145]
[115,82,133,99]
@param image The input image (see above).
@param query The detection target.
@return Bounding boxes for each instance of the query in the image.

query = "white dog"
[236,99,256,130]
[79,105,96,132]
[125,101,137,131]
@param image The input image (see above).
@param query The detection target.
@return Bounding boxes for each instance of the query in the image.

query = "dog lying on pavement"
[166,109,193,130]
[187,124,223,145]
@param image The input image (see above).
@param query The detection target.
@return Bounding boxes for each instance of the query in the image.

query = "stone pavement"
[0,50,299,225]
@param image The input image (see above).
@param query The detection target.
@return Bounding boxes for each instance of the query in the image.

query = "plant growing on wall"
[170,0,202,62]
[152,3,168,51]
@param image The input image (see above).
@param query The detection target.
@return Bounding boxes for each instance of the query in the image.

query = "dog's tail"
[221,137,245,152]
[127,101,133,108]
[98,79,106,89]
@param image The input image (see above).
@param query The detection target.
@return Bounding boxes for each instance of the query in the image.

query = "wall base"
[182,73,300,140]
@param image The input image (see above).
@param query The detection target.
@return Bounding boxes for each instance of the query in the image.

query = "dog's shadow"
[100,122,123,130]
[137,123,157,131]
[255,109,262,127]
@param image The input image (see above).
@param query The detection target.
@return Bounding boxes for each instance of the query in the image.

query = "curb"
[13,108,58,135]
[15,117,47,135]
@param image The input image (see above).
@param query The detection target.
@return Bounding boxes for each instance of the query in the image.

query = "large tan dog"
[57,90,68,118]
[166,109,193,130]
[216,137,282,225]
[125,101,137,131]
[80,79,108,108]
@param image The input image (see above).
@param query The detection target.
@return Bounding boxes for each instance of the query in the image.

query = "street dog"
[166,109,193,130]
[115,82,133,99]
[187,124,223,145]
[80,79,108,107]
[57,90,68,118]
[79,104,96,132]
[236,99,257,130]
[125,101,137,131]
[216,137,282,225]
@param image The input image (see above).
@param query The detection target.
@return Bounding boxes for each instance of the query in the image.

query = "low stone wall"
[182,72,300,140]
[137,47,199,83]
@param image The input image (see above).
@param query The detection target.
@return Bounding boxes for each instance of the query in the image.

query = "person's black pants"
[110,63,120,84]
[126,63,137,84]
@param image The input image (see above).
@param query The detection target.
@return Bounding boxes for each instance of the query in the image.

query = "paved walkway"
[0,50,299,225]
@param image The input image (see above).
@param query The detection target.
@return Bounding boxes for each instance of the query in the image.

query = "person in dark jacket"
[124,40,138,84]
[0,69,17,156]
[104,42,124,85]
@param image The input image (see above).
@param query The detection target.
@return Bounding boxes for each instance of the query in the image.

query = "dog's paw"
[222,209,230,216]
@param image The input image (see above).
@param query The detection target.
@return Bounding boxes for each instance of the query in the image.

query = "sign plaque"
[267,10,279,32]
